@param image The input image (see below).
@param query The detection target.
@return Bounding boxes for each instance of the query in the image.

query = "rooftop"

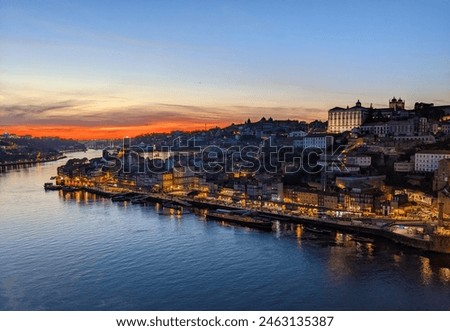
[416,150,450,155]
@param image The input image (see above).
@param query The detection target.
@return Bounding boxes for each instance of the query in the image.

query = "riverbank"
[0,155,67,172]
[47,184,450,254]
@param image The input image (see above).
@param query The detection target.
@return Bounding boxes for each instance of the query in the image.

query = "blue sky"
[0,0,449,137]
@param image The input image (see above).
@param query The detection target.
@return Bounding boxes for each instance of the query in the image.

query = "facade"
[156,172,173,191]
[345,155,371,167]
[262,181,284,201]
[293,190,319,206]
[360,122,389,136]
[389,97,405,110]
[319,193,339,209]
[339,190,375,212]
[292,135,334,149]
[414,151,450,172]
[246,182,262,199]
[303,134,334,149]
[433,159,450,191]
[387,119,415,136]
[288,131,307,138]
[393,135,435,144]
[394,161,415,173]
[327,100,369,133]
[438,192,450,219]
[172,166,195,190]
[441,122,450,134]
[329,97,415,135]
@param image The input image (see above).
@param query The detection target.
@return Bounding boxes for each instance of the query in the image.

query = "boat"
[44,182,62,190]
[111,194,131,202]
[130,196,149,204]
[206,210,273,231]
[61,186,80,192]
[305,227,332,234]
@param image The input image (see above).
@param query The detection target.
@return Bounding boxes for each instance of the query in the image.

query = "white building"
[328,100,369,133]
[414,150,450,172]
[303,134,334,150]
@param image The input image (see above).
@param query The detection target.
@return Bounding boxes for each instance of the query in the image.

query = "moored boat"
[305,227,332,234]
[111,194,131,202]
[44,182,63,190]
[206,210,273,231]
[61,186,80,192]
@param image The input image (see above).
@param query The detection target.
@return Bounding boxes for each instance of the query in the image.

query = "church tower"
[389,97,405,110]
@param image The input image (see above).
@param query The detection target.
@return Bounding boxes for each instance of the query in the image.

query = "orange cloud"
[0,100,328,139]
[1,122,229,140]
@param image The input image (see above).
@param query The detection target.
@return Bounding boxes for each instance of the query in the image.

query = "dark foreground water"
[0,151,449,310]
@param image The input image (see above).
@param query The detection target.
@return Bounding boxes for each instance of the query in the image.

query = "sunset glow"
[1,0,449,139]
[2,123,227,140]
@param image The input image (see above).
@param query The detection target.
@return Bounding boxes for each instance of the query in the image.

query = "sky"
[0,0,449,139]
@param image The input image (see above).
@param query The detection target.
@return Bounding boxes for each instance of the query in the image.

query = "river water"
[0,150,448,310]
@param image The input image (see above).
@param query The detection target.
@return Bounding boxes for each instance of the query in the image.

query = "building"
[433,159,450,191]
[345,155,371,167]
[335,175,386,189]
[293,190,319,206]
[404,190,434,206]
[441,122,450,134]
[394,161,415,173]
[246,182,262,199]
[389,97,405,110]
[414,150,450,172]
[319,193,339,209]
[387,119,415,136]
[262,181,284,201]
[360,122,389,136]
[438,191,450,219]
[303,134,334,149]
[339,189,375,213]
[393,135,435,144]
[288,131,307,138]
[172,166,195,190]
[327,100,369,133]
[156,172,173,192]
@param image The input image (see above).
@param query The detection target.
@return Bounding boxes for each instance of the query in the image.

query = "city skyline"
[1,0,449,139]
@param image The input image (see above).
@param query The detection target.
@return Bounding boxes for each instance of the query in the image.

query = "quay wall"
[70,186,450,254]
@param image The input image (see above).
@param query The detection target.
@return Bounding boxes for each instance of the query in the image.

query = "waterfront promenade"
[48,184,450,254]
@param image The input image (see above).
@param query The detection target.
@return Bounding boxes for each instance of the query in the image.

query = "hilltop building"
[327,100,369,133]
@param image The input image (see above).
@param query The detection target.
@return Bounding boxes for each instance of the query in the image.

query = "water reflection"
[295,225,302,248]
[438,268,450,283]
[392,253,403,266]
[1,151,450,310]
[57,188,450,290]
[420,256,433,285]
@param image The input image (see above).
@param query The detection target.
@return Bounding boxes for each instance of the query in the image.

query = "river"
[0,150,448,310]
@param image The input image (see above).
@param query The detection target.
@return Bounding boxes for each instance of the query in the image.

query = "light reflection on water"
[0,150,449,310]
